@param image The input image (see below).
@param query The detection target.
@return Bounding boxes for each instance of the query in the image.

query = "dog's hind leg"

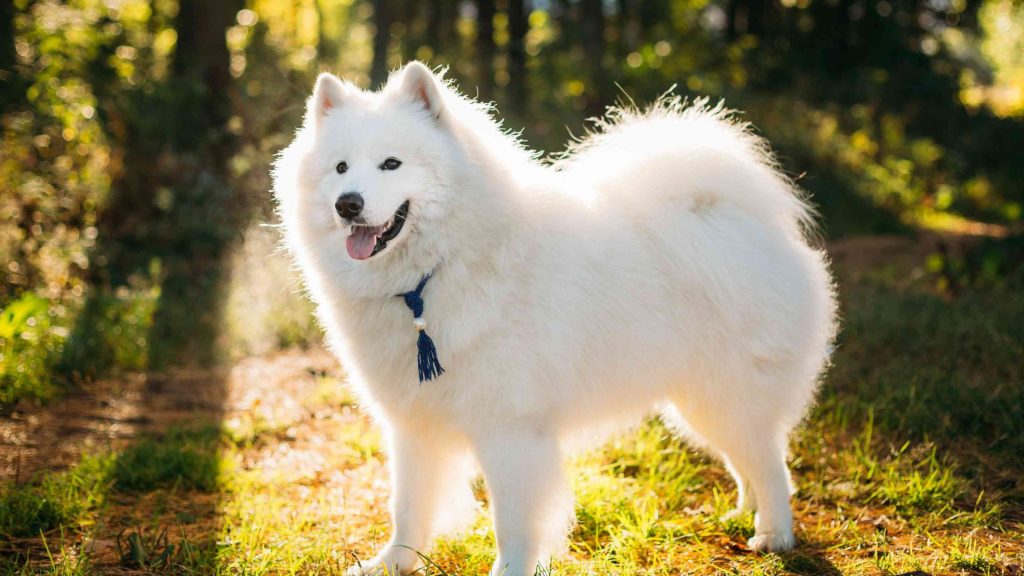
[473,429,573,576]
[669,393,797,553]
[721,456,757,519]
[661,404,756,519]
[728,437,795,552]
[349,424,475,576]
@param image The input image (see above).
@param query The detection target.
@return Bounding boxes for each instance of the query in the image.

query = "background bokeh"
[1,0,1023,414]
[3,2,1024,574]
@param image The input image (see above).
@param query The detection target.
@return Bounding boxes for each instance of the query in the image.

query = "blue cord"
[400,274,444,382]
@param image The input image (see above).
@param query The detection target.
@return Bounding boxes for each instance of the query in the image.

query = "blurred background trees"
[2,0,1023,407]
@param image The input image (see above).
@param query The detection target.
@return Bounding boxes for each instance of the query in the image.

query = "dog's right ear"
[309,73,350,128]
[397,62,445,120]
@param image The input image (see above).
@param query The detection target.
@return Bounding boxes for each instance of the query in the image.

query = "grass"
[1,240,1022,575]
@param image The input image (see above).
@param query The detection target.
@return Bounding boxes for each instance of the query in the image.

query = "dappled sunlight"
[222,225,317,359]
[3,0,1024,573]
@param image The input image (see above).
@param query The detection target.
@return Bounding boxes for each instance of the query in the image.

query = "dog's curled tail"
[554,95,820,244]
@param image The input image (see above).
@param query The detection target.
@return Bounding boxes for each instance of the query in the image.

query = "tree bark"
[0,0,16,81]
[371,0,392,87]
[427,0,452,57]
[747,0,769,36]
[476,0,496,98]
[173,0,239,135]
[581,0,607,114]
[316,0,340,67]
[726,0,740,40]
[833,0,851,72]
[507,0,528,111]
[639,0,664,43]
[0,0,19,107]
[617,0,638,54]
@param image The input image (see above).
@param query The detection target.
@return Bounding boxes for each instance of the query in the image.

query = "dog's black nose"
[335,192,364,220]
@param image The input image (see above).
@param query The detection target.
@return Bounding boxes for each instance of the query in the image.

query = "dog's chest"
[336,279,512,414]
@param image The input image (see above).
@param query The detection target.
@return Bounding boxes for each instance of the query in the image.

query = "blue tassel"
[416,329,444,382]
[400,274,445,383]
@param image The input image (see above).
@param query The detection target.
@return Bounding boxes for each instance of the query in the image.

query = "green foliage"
[925,234,1024,294]
[57,284,159,380]
[0,293,64,407]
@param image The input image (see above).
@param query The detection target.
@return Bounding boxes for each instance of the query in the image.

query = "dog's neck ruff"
[399,273,444,383]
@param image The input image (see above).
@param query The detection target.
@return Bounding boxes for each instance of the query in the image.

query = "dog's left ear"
[394,62,445,120]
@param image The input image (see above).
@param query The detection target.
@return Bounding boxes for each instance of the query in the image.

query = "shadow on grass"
[0,66,250,572]
[779,547,843,576]
[816,238,1024,526]
[0,194,240,571]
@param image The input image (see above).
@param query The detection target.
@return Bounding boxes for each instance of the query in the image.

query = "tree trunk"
[581,0,607,115]
[726,0,741,40]
[0,0,16,82]
[0,0,17,108]
[476,0,496,98]
[833,0,851,73]
[316,0,340,68]
[639,0,664,43]
[427,0,452,58]
[507,0,528,112]
[81,0,245,368]
[371,0,392,87]
[617,0,638,54]
[747,0,768,37]
[173,0,238,136]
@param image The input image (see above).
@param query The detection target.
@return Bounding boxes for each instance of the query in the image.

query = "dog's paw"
[345,545,420,576]
[747,531,796,553]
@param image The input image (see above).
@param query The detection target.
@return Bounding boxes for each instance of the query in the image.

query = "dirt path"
[0,349,339,485]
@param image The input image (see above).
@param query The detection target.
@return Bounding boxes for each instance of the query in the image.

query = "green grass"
[0,425,225,574]
[112,426,224,494]
[2,244,1022,575]
[0,455,113,539]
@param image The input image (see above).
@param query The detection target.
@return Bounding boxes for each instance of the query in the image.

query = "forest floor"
[1,233,1022,576]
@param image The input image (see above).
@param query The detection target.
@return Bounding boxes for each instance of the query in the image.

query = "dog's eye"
[336,161,348,174]
[380,158,402,171]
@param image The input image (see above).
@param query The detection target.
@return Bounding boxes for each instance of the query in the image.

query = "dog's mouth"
[345,200,410,260]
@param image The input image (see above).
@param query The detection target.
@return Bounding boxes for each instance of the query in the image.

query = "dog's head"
[274,62,465,294]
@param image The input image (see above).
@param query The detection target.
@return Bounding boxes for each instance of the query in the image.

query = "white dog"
[273,62,837,576]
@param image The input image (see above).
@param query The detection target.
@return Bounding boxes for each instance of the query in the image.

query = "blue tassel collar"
[398,273,444,383]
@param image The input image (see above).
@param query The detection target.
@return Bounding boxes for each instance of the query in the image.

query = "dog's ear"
[309,72,350,128]
[395,61,445,120]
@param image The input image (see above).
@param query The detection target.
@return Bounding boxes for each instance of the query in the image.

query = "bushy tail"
[553,95,819,243]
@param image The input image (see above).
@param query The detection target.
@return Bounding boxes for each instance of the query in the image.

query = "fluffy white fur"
[273,62,838,576]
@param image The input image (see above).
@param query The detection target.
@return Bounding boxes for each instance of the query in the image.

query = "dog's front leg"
[349,425,470,575]
[474,429,573,576]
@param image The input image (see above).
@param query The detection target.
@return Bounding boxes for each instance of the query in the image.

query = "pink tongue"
[346,225,386,260]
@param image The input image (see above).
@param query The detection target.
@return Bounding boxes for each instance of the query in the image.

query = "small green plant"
[117,527,178,570]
